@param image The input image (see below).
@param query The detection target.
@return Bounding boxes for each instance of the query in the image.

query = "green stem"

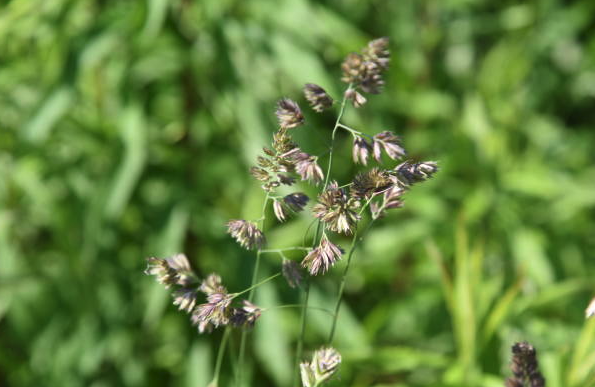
[327,210,375,344]
[323,85,351,188]
[260,247,311,254]
[237,193,269,386]
[211,327,231,386]
[293,85,352,386]
[233,273,281,298]
[266,304,334,317]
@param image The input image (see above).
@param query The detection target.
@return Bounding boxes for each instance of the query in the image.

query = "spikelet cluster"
[300,347,342,387]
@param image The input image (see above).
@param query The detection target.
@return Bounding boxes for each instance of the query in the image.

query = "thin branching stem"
[293,86,351,386]
[211,327,231,387]
[260,247,312,254]
[327,203,374,344]
[237,193,270,386]
[233,272,281,298]
[266,304,335,317]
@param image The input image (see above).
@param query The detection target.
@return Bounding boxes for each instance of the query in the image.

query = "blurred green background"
[1,0,595,386]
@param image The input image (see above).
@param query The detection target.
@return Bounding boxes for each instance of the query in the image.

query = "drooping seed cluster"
[226,220,266,250]
[250,98,323,191]
[313,181,361,235]
[301,235,344,276]
[273,192,310,222]
[300,347,342,387]
[342,37,390,108]
[505,342,546,387]
[144,37,439,387]
[145,260,264,334]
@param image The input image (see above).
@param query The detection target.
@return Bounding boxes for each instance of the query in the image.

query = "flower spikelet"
[199,273,227,295]
[372,131,406,161]
[144,253,198,288]
[303,83,334,112]
[192,292,233,332]
[300,347,342,387]
[284,192,309,212]
[363,37,390,70]
[313,181,361,235]
[351,168,393,200]
[341,38,390,99]
[226,220,266,250]
[172,288,198,313]
[231,300,262,328]
[282,259,303,288]
[392,161,438,187]
[276,98,304,129]
[505,342,546,387]
[352,135,371,165]
[301,236,344,276]
[292,152,324,184]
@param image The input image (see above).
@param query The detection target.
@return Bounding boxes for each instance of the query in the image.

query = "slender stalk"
[293,86,351,386]
[323,85,351,188]
[233,273,281,298]
[260,247,311,254]
[267,304,334,317]
[327,211,375,344]
[237,193,269,387]
[211,327,231,387]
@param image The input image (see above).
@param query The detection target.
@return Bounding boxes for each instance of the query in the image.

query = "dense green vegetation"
[1,0,595,386]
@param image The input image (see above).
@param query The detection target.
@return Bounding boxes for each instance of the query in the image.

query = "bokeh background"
[1,0,595,386]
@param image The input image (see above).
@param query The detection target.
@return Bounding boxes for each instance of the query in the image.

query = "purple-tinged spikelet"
[276,98,304,129]
[282,259,303,288]
[144,253,198,288]
[313,181,361,235]
[301,236,344,276]
[392,161,438,187]
[300,347,342,387]
[226,220,266,250]
[230,300,262,328]
[351,168,393,200]
[372,131,406,161]
[172,288,198,313]
[291,152,324,184]
[192,292,233,332]
[505,342,545,387]
[352,135,371,165]
[303,83,333,113]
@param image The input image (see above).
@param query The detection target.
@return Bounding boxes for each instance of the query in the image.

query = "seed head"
[300,347,342,387]
[505,342,546,387]
[342,38,390,96]
[172,288,198,313]
[373,131,406,161]
[344,89,367,108]
[226,220,266,250]
[231,300,262,328]
[144,253,198,288]
[200,273,227,295]
[352,135,371,165]
[282,259,303,288]
[363,37,390,70]
[301,236,344,276]
[276,98,304,129]
[273,199,289,222]
[392,161,438,187]
[303,83,333,113]
[284,192,309,212]
[192,292,233,332]
[291,152,324,185]
[313,181,361,235]
[351,168,393,200]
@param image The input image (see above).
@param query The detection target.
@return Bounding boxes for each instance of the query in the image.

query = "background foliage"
[1,0,595,386]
